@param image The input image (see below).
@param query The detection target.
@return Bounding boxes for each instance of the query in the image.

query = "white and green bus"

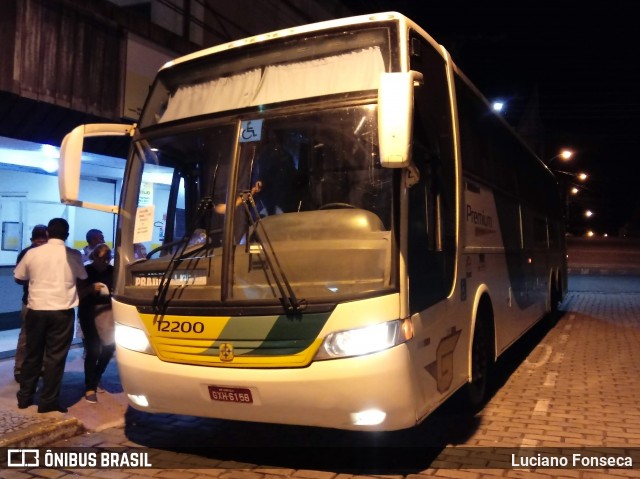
[59,12,566,431]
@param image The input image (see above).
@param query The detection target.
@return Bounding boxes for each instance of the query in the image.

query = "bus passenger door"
[406,33,464,414]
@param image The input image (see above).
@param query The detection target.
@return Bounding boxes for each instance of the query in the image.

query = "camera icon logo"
[7,449,40,467]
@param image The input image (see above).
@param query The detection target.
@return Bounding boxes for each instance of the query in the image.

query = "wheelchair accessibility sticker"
[240,119,263,142]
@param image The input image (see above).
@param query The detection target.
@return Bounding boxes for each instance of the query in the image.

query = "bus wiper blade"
[177,196,223,258]
[240,191,305,314]
[152,196,215,313]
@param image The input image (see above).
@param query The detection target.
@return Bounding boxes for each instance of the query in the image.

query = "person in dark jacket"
[78,243,115,403]
[14,224,48,382]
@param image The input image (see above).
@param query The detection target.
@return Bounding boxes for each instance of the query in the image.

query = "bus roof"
[160,12,415,72]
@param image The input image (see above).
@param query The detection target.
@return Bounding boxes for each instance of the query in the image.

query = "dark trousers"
[79,312,115,392]
[14,303,28,373]
[17,309,75,408]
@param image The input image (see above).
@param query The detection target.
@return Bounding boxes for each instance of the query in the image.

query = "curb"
[0,416,84,447]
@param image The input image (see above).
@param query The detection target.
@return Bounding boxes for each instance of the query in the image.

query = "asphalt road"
[569,274,640,293]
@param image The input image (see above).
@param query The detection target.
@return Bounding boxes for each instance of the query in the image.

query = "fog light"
[128,394,149,407]
[351,408,386,426]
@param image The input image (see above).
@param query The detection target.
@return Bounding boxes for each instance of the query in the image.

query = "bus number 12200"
[156,319,205,334]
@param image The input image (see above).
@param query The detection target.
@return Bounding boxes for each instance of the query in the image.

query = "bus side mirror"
[378,71,423,168]
[59,123,134,214]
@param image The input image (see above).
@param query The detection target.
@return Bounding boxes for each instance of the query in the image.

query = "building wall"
[7,172,118,256]
[201,0,352,45]
[0,168,118,314]
[9,0,124,118]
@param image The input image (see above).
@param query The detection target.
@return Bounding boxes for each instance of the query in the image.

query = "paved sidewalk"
[0,346,127,447]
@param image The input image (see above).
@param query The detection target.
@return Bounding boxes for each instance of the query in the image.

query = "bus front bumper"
[115,343,420,431]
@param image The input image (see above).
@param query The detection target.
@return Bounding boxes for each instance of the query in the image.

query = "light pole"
[555,170,587,180]
[552,167,590,236]
[545,148,574,166]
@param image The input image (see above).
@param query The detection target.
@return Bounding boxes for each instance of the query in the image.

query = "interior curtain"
[252,47,385,105]
[160,68,262,122]
[159,47,384,123]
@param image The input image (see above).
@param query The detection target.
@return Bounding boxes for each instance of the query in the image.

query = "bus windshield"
[121,105,396,309]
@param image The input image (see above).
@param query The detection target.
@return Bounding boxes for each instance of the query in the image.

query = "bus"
[58,12,566,431]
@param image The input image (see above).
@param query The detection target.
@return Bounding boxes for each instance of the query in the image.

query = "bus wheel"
[551,277,560,312]
[464,319,492,410]
[547,277,560,327]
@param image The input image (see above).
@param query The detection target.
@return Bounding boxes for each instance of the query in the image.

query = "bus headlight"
[115,323,154,354]
[314,319,413,360]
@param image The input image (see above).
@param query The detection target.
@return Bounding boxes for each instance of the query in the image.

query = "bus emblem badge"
[219,343,234,362]
[425,328,461,393]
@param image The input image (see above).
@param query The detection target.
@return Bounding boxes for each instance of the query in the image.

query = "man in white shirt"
[14,217,88,413]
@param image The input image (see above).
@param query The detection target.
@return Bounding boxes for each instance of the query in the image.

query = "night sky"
[342,1,640,236]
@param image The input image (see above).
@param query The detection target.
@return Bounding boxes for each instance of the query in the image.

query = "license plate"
[208,386,253,404]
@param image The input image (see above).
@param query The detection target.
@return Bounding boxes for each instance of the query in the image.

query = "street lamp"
[555,170,588,181]
[555,169,589,222]
[545,148,574,166]
[584,209,594,218]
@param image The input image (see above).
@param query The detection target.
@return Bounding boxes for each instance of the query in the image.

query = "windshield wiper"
[152,196,215,313]
[152,162,223,314]
[239,191,305,314]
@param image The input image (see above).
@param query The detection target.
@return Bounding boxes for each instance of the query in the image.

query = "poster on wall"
[138,181,153,206]
[1,221,22,251]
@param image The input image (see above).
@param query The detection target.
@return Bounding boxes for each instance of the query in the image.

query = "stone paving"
[2,280,640,478]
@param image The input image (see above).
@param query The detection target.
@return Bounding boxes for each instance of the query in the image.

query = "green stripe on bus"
[213,312,331,356]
